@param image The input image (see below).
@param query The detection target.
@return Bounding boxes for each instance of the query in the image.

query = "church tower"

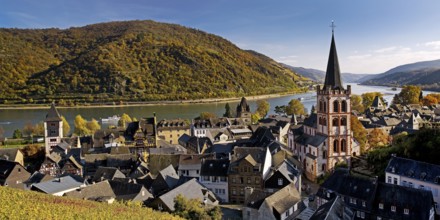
[236,97,251,124]
[44,103,63,155]
[316,28,352,170]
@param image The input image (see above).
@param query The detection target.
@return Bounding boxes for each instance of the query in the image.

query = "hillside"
[283,64,371,83]
[0,20,307,104]
[361,59,440,91]
[0,186,181,219]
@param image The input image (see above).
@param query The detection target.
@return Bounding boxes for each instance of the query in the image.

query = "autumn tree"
[86,118,101,135]
[34,122,45,136]
[392,85,422,105]
[61,116,70,136]
[174,194,222,220]
[74,115,90,135]
[361,92,383,110]
[199,112,217,120]
[255,100,270,118]
[367,128,389,150]
[351,94,364,113]
[118,113,133,128]
[23,122,36,137]
[351,117,367,153]
[286,99,305,115]
[421,93,440,106]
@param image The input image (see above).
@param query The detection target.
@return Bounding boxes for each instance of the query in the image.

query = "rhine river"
[0,83,432,137]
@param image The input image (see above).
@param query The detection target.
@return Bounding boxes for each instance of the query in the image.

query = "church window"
[319,101,323,112]
[332,118,339,127]
[322,164,326,171]
[333,100,339,113]
[333,140,339,152]
[323,102,327,112]
[340,117,347,126]
[322,150,327,159]
[341,100,347,112]
[341,139,346,152]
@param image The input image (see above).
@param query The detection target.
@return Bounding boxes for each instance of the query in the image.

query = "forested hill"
[0,20,307,104]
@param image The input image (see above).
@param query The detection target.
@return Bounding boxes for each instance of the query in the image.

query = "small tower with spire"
[236,97,251,124]
[44,103,63,155]
[316,21,352,171]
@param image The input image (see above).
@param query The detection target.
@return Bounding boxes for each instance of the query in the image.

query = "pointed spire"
[45,102,62,122]
[323,24,344,90]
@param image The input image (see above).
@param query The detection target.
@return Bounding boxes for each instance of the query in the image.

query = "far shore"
[0,91,312,110]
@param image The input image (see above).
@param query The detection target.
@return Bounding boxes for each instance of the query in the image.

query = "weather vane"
[330,20,336,34]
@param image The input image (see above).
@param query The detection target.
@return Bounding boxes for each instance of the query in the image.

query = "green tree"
[86,118,101,135]
[61,116,70,137]
[274,105,286,115]
[74,115,90,135]
[223,103,232,117]
[255,100,270,118]
[392,85,422,105]
[12,129,22,139]
[286,99,305,115]
[351,94,364,113]
[351,117,367,153]
[199,112,217,120]
[361,92,383,110]
[174,194,221,220]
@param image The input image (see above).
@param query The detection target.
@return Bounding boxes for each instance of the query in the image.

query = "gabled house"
[150,164,180,196]
[92,167,126,183]
[264,160,301,194]
[64,180,116,203]
[243,183,305,220]
[385,155,440,215]
[177,154,215,181]
[60,155,83,176]
[147,178,218,212]
[0,159,31,189]
[108,180,153,202]
[31,175,85,196]
[228,147,272,204]
[0,148,24,166]
[39,152,62,176]
[178,134,213,154]
[200,158,230,202]
[157,119,191,145]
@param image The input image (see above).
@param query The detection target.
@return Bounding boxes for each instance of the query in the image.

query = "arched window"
[333,100,339,113]
[319,101,323,112]
[341,139,346,152]
[323,117,327,125]
[332,117,339,127]
[323,102,327,112]
[333,139,339,152]
[341,100,347,112]
[340,117,347,126]
[319,117,322,125]
[322,150,327,159]
[322,164,327,172]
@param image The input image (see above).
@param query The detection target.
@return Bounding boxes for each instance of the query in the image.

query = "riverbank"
[0,91,311,110]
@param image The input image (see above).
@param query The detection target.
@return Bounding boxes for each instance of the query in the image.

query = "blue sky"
[1,0,440,74]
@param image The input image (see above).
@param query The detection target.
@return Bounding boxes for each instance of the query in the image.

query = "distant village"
[1,33,440,220]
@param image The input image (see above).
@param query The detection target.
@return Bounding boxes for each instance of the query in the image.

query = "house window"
[232,189,236,195]
[240,189,244,195]
[391,206,396,212]
[404,208,409,215]
[360,212,365,219]
[220,176,227,182]
[379,203,384,209]
[356,211,360,218]
[350,198,355,204]
[362,201,366,207]
[247,178,251,184]
[409,182,413,188]
[419,185,424,190]
[285,208,290,217]
[232,177,236,183]
[402,180,407,186]
[393,178,397,185]
[255,178,260,184]
[203,176,210,181]
[278,178,283,186]
[387,176,392,183]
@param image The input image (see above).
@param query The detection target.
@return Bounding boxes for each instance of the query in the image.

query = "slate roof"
[65,180,115,200]
[45,103,62,122]
[31,175,83,194]
[200,159,230,177]
[265,183,302,215]
[323,33,344,90]
[295,133,327,147]
[0,160,20,181]
[0,148,21,161]
[157,164,180,188]
[92,167,126,183]
[25,171,54,186]
[303,113,317,128]
[373,182,434,220]
[310,196,346,220]
[155,178,218,211]
[109,180,153,201]
[385,155,440,185]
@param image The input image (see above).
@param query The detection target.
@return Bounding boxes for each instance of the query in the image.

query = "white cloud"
[425,41,440,49]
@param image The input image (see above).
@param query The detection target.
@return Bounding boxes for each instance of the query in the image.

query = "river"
[0,83,431,137]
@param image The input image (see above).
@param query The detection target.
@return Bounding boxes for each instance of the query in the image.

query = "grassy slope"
[0,186,181,220]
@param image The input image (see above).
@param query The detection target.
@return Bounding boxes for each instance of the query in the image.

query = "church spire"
[323,21,344,90]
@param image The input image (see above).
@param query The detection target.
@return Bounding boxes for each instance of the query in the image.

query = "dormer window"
[404,208,409,215]
[379,203,384,209]
[391,205,396,212]
[278,178,283,186]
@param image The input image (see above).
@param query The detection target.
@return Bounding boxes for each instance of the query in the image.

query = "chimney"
[244,187,254,203]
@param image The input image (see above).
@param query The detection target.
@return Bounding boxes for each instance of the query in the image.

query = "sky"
[1,0,440,74]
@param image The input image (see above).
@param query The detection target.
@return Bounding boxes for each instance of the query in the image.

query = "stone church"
[288,31,360,181]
